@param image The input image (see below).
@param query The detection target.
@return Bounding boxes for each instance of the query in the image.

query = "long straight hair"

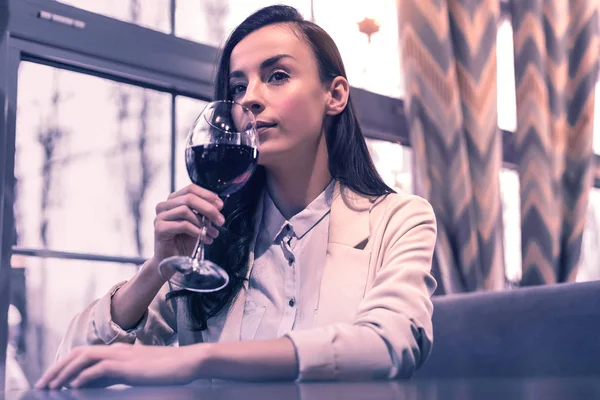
[168,5,392,330]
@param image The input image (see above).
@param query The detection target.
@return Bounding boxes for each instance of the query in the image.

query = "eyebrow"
[229,54,295,80]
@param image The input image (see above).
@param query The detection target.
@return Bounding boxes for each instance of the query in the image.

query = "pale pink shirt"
[241,180,336,341]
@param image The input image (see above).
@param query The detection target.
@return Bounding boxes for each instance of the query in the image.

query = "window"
[578,189,600,282]
[10,62,174,386]
[500,168,521,285]
[57,0,171,33]
[594,81,600,155]
[14,62,171,259]
[497,19,517,133]
[365,138,413,194]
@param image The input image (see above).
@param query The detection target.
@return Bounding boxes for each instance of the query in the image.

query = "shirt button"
[289,298,295,307]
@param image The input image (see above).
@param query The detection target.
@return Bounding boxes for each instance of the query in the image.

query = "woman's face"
[228,24,330,167]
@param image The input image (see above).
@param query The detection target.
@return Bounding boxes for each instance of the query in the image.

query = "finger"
[157,194,218,215]
[156,195,225,227]
[48,345,123,390]
[155,220,202,241]
[70,360,119,389]
[165,210,219,231]
[36,347,84,389]
[168,184,217,201]
[206,224,220,239]
[47,350,104,390]
[159,205,204,228]
[167,185,223,210]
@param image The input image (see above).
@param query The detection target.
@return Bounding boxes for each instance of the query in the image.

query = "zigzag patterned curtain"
[511,1,599,285]
[398,0,505,293]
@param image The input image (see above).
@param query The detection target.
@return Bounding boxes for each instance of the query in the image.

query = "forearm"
[197,337,299,381]
[110,258,166,330]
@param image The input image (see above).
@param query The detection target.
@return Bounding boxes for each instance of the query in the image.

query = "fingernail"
[217,215,225,226]
[216,198,224,209]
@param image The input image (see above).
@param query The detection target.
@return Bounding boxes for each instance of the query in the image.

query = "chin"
[256,147,288,169]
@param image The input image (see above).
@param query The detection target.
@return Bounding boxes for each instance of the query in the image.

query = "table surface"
[3,377,600,400]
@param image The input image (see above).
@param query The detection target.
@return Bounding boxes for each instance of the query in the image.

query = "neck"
[265,136,331,219]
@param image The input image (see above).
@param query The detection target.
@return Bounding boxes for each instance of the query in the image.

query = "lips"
[256,121,277,138]
[256,121,277,130]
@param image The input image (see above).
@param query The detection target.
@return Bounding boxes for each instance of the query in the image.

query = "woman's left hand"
[35,343,202,389]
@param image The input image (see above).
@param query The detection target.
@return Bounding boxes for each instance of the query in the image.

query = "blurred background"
[0,0,599,390]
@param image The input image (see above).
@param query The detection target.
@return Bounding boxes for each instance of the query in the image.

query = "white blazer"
[57,184,437,381]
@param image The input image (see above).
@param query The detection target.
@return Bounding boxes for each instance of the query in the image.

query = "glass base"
[158,256,229,293]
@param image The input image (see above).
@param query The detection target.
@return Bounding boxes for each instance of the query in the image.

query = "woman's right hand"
[106,184,224,331]
[151,184,225,265]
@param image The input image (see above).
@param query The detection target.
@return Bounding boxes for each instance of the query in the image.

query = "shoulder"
[370,192,437,240]
[336,184,437,236]
[373,191,435,222]
[335,183,436,227]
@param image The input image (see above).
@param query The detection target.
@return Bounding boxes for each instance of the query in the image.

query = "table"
[3,378,600,400]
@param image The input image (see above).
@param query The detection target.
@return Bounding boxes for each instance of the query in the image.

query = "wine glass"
[158,100,259,292]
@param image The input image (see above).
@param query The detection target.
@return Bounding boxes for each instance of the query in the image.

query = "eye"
[229,83,246,97]
[268,71,289,84]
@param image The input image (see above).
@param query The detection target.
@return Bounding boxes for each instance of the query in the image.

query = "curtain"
[511,0,599,285]
[398,0,505,293]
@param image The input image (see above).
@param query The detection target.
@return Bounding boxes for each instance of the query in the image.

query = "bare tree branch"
[37,71,70,248]
[110,0,157,257]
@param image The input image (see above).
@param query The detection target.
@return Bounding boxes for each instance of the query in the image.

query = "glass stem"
[190,197,225,269]
[191,216,207,268]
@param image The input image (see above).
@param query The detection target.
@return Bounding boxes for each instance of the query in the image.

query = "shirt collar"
[262,179,337,243]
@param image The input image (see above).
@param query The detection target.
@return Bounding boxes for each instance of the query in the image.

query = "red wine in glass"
[158,101,259,292]
[185,143,258,197]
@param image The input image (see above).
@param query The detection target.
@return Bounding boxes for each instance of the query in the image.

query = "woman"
[36,5,437,389]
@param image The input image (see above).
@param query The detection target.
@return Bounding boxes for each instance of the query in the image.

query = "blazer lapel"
[315,184,375,325]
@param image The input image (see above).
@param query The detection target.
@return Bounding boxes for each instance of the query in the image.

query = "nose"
[240,83,265,115]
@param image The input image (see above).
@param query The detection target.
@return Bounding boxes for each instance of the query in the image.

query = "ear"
[325,76,350,116]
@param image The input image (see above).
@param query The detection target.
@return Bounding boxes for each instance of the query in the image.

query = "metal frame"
[0,5,20,392]
[11,247,145,265]
[0,0,11,388]
[9,0,218,91]
[170,0,176,35]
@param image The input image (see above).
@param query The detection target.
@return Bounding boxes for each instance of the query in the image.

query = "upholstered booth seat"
[415,281,600,378]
